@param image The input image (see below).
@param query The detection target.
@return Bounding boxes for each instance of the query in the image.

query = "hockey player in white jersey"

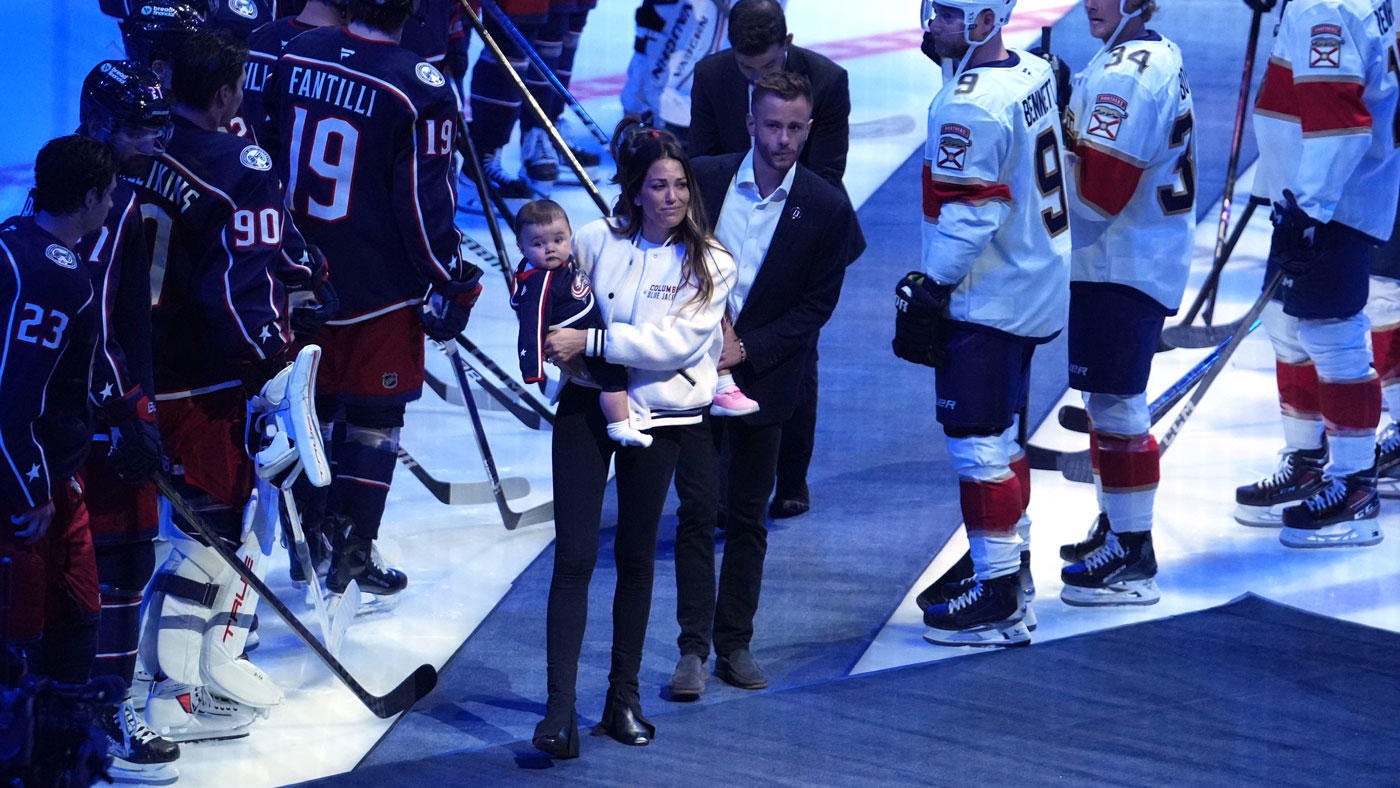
[1234,0,1400,548]
[621,0,733,130]
[1053,0,1195,606]
[894,0,1070,647]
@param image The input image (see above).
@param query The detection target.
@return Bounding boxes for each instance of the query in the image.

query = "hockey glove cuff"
[421,264,485,342]
[1271,189,1321,275]
[892,271,952,369]
[291,278,340,338]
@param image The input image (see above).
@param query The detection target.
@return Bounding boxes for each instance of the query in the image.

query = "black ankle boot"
[591,689,654,746]
[532,706,579,759]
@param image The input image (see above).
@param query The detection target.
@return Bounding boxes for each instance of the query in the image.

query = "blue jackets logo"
[240,145,272,171]
[416,63,446,88]
[45,244,78,270]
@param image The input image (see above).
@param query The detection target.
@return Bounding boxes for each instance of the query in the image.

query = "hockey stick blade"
[153,474,437,718]
[1161,317,1248,349]
[425,363,542,429]
[1057,404,1091,434]
[442,342,555,529]
[397,446,530,505]
[1023,443,1095,480]
[1056,326,1246,434]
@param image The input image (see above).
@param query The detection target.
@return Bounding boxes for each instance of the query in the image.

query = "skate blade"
[159,725,251,744]
[1233,503,1287,528]
[1378,477,1400,499]
[1279,523,1383,549]
[923,620,1031,648]
[1060,578,1161,607]
[1022,603,1038,632]
[106,761,179,785]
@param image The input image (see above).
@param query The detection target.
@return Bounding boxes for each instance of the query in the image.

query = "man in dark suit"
[688,0,852,519]
[689,0,849,187]
[668,71,864,697]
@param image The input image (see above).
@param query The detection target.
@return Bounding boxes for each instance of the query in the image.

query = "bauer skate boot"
[923,573,1030,648]
[1061,530,1160,607]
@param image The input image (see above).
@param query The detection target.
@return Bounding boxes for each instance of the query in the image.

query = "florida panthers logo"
[1087,94,1128,142]
[936,123,971,171]
[571,269,592,301]
[1310,24,1343,68]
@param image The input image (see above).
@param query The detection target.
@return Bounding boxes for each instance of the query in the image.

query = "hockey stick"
[1034,272,1284,483]
[425,361,542,429]
[152,474,438,718]
[480,0,609,146]
[455,112,518,292]
[1161,8,1265,338]
[277,483,336,653]
[440,341,555,529]
[453,0,611,217]
[1056,325,1253,433]
[396,445,530,505]
[456,333,556,425]
[1160,196,1270,348]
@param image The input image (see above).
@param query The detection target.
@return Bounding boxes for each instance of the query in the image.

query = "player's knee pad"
[1364,274,1400,327]
[1084,392,1150,436]
[1263,299,1309,363]
[946,432,1012,483]
[1298,313,1373,382]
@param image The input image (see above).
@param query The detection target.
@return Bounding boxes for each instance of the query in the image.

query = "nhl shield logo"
[45,244,78,270]
[382,372,399,390]
[239,145,273,171]
[937,123,971,171]
[416,62,446,88]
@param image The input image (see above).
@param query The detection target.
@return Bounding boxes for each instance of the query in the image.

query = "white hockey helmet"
[920,0,1017,40]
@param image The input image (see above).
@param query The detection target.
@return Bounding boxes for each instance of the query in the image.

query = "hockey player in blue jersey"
[134,27,297,742]
[241,0,348,146]
[266,0,483,601]
[1,135,115,689]
[71,60,184,783]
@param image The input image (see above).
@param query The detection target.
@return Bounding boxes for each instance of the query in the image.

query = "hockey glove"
[1243,0,1276,11]
[421,263,485,342]
[1271,189,1322,275]
[109,418,162,484]
[290,278,340,338]
[106,388,161,483]
[892,271,952,368]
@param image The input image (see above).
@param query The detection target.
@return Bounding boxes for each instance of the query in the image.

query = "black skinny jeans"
[544,382,690,712]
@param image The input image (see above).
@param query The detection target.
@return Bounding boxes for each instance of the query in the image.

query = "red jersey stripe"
[1296,80,1372,134]
[922,163,1012,221]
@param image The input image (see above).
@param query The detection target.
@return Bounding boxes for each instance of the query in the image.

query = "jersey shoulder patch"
[45,243,78,270]
[935,123,972,172]
[239,145,273,171]
[1086,94,1129,142]
[415,62,446,88]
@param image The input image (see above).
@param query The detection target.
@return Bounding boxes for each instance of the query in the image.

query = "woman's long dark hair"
[608,121,720,311]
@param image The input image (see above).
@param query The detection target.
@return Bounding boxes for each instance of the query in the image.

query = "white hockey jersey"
[1253,0,1400,241]
[1065,32,1196,312]
[922,52,1071,340]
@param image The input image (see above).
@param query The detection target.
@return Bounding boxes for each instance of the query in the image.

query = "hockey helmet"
[80,60,173,141]
[921,0,1016,34]
[120,0,206,65]
[204,0,273,39]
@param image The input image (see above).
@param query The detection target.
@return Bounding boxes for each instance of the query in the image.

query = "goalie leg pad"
[201,491,282,709]
[249,345,330,489]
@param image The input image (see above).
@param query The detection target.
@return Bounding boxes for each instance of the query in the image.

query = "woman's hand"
[544,327,589,378]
